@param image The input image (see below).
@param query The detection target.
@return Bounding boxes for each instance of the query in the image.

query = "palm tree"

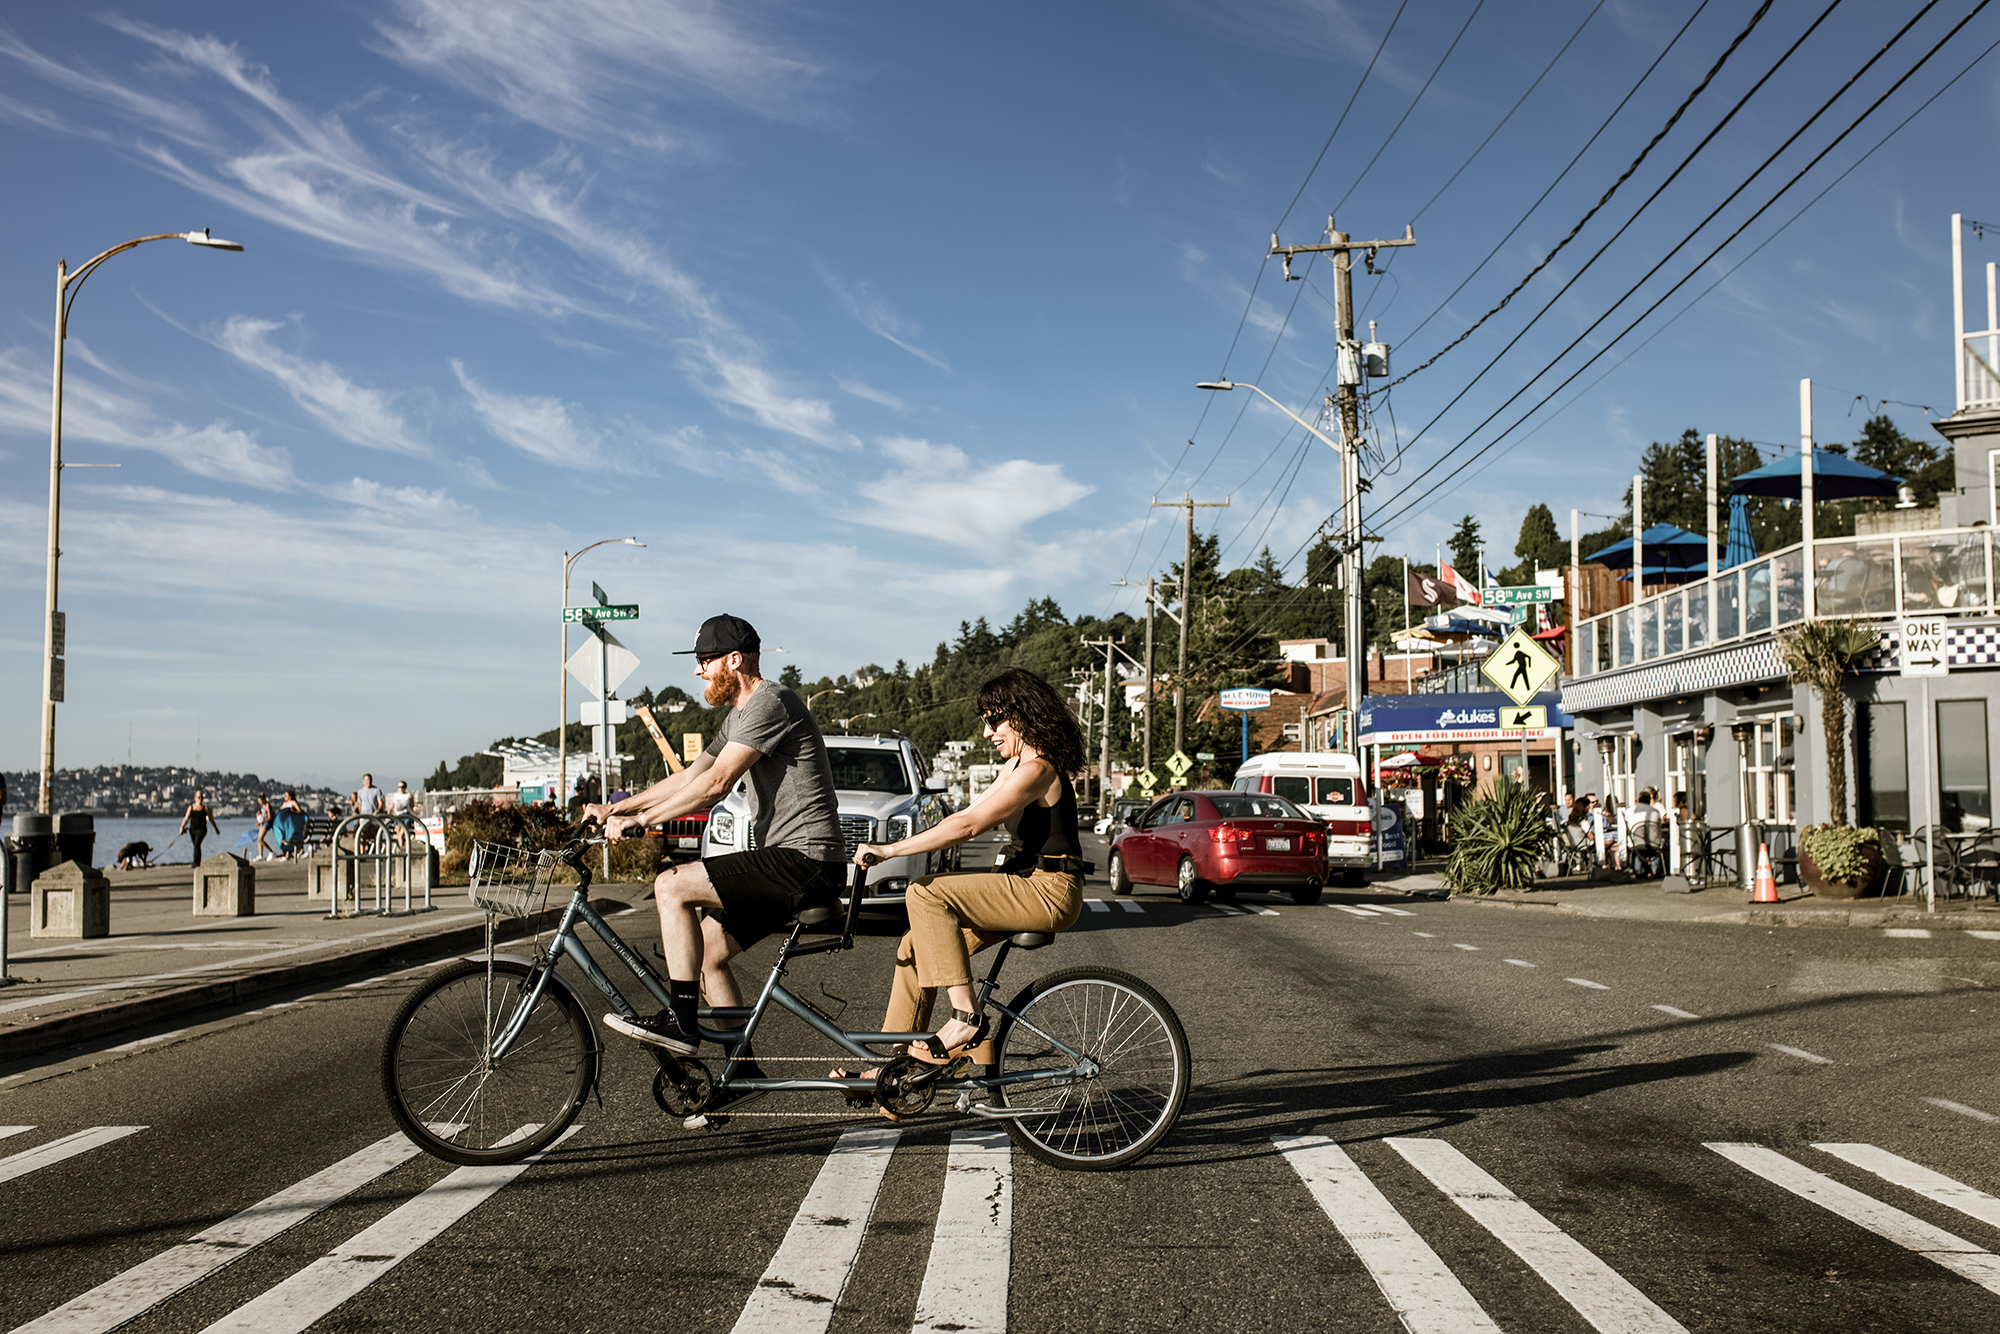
[1775,618,1879,828]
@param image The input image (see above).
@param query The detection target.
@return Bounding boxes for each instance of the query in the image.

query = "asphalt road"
[4,828,2000,1333]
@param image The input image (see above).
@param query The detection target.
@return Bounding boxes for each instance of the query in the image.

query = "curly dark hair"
[977,668,1085,776]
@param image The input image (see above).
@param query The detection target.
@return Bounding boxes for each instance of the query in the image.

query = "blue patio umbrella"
[1721,493,1757,570]
[1727,450,1901,501]
[1585,523,1710,571]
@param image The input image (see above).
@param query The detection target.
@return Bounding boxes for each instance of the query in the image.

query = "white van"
[1230,751,1372,886]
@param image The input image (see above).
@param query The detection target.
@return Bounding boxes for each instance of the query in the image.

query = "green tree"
[1447,516,1481,575]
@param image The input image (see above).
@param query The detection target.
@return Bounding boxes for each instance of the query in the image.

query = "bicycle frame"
[489,883,1095,1104]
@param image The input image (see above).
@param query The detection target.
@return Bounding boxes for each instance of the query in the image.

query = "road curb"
[1445,891,2000,931]
[0,902,617,1066]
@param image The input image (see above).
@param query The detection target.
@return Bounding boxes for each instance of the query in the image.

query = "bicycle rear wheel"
[381,958,597,1165]
[988,966,1189,1171]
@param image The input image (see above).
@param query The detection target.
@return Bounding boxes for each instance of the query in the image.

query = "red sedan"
[1109,790,1327,905]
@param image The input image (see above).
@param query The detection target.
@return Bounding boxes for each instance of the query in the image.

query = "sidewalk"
[0,860,651,1065]
[1363,863,2000,930]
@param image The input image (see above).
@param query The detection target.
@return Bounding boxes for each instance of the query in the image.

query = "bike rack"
[324,814,436,919]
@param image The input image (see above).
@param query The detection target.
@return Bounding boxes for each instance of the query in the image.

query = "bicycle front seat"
[1010,932,1055,949]
[796,904,837,927]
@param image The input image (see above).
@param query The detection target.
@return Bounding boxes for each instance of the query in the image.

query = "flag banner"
[1440,561,1482,606]
[1407,568,1457,608]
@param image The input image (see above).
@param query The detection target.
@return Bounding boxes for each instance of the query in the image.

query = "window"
[1938,699,1991,832]
[1207,793,1309,820]
[1863,702,1908,832]
[1271,776,1311,804]
[1317,776,1356,805]
[826,747,911,794]
[1742,717,1796,825]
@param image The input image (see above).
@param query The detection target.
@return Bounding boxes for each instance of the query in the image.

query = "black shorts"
[704,848,846,949]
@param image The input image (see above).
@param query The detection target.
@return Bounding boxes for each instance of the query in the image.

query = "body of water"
[81,815,276,865]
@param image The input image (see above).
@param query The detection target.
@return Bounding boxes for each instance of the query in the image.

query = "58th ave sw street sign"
[1891,618,1950,677]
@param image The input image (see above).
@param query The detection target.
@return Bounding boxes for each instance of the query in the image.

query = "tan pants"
[882,867,1082,1060]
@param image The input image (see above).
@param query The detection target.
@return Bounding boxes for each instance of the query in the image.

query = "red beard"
[704,670,739,707]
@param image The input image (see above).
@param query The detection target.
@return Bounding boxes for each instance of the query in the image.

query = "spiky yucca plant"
[1445,777,1553,895]
[1775,617,1878,827]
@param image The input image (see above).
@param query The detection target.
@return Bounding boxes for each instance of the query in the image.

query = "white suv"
[702,733,952,909]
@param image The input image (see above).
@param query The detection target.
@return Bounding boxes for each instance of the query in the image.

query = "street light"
[833,713,877,733]
[1195,380,1342,452]
[806,687,845,710]
[38,229,245,815]
[559,537,644,809]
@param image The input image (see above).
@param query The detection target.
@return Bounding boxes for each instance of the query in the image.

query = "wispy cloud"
[820,269,949,370]
[374,0,829,148]
[0,347,296,490]
[453,360,605,468]
[854,437,1092,549]
[835,377,905,411]
[216,317,430,456]
[678,336,842,444]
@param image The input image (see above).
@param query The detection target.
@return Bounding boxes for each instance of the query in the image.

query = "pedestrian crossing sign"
[1499,705,1547,731]
[1136,767,1158,793]
[1480,627,1560,706]
[1164,750,1193,778]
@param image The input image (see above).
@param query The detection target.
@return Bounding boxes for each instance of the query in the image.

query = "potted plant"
[1445,777,1552,895]
[1775,617,1884,898]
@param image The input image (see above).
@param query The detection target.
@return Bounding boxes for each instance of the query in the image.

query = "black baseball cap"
[675,613,761,657]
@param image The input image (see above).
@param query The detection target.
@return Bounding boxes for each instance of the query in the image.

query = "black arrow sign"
[1908,656,1942,668]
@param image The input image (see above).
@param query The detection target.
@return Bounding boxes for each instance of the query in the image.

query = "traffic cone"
[1752,841,1780,903]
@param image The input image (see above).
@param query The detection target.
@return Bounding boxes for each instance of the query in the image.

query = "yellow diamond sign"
[1480,628,1561,706]
[1164,749,1193,778]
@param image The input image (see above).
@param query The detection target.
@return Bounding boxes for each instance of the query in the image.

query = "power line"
[1368,1,1990,539]
[1274,0,1413,234]
[1330,0,1490,216]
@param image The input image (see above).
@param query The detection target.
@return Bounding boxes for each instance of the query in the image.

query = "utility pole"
[1152,495,1229,759]
[1111,577,1156,778]
[1083,635,1123,815]
[1270,217,1414,764]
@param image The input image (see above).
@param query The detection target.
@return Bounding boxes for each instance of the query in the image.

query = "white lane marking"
[1117,899,1143,913]
[1707,1143,2000,1296]
[1274,1135,1500,1333]
[14,1131,427,1334]
[1567,978,1611,991]
[1652,1006,1700,1020]
[733,1126,901,1334]
[0,912,487,1017]
[1413,932,1437,938]
[911,1129,1011,1334]
[0,1126,33,1141]
[108,1030,186,1053]
[1925,1097,2000,1124]
[1331,905,1384,917]
[1966,930,2000,940]
[1211,905,1245,916]
[1452,943,1480,952]
[1768,1044,1834,1065]
[1371,905,1418,917]
[199,1125,577,1334]
[1388,1138,1689,1332]
[1240,904,1281,917]
[0,1127,148,1186]
[1883,928,1932,939]
[1084,899,1110,913]
[1815,1144,2000,1232]
[1503,959,1536,969]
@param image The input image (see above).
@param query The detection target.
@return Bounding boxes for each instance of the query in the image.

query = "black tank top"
[1001,769,1080,873]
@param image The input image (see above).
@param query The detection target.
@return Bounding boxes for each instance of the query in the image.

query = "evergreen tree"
[1447,516,1481,574]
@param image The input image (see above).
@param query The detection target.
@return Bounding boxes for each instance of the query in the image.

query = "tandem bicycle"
[380,834,1190,1171]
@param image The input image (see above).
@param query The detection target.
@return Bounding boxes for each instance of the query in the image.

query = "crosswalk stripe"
[733,1126,900,1334]
[1387,1138,1690,1333]
[1652,1006,1700,1020]
[198,1125,579,1334]
[1768,1044,1833,1065]
[0,1127,31,1142]
[1085,899,1110,913]
[1274,1135,1501,1333]
[1116,899,1142,913]
[1707,1143,2000,1296]
[14,1132,426,1334]
[1883,928,1932,938]
[1240,904,1280,916]
[1504,959,1536,969]
[1330,905,1382,916]
[0,1127,147,1187]
[1814,1144,2000,1231]
[911,1129,1011,1334]
[1967,930,2000,940]
[1567,978,1611,990]
[1371,905,1417,916]
[1211,905,1245,915]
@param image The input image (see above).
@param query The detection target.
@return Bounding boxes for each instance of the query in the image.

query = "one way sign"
[1893,618,1949,677]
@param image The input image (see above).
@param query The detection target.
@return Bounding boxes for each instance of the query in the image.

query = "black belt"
[1037,855,1084,872]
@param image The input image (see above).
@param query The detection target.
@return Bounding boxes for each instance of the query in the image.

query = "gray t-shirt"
[706,682,844,862]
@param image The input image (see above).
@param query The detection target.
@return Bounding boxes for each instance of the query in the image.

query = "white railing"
[1964,331,2000,413]
[1573,527,1996,677]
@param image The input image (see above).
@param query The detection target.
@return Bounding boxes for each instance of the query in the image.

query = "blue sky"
[3,1,1997,789]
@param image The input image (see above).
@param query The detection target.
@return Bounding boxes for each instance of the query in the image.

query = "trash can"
[56,812,96,869]
[1737,821,1764,891]
[8,813,56,896]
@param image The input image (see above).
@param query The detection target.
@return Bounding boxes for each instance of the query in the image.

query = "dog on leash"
[115,841,152,870]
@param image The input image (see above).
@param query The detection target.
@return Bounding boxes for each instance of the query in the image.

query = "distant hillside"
[2,766,343,818]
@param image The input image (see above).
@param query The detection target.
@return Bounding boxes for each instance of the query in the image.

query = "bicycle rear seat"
[1009,932,1055,949]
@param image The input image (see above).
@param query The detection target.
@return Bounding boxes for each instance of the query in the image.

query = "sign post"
[1219,687,1273,765]
[1890,618,1949,909]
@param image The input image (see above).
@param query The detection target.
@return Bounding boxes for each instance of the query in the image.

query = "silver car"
[701,732,952,910]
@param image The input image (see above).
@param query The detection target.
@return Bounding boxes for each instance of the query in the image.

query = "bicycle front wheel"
[989,966,1189,1171]
[381,958,597,1165]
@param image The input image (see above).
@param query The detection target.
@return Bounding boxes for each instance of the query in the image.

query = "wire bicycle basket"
[467,840,565,918]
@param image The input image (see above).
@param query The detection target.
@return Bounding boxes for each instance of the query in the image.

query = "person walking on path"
[253,794,275,860]
[180,791,221,864]
[353,773,385,852]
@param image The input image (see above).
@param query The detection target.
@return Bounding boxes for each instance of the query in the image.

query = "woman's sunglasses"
[980,712,1006,729]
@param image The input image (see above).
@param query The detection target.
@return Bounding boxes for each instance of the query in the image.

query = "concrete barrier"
[31,860,110,938]
[306,852,357,903]
[194,852,256,917]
